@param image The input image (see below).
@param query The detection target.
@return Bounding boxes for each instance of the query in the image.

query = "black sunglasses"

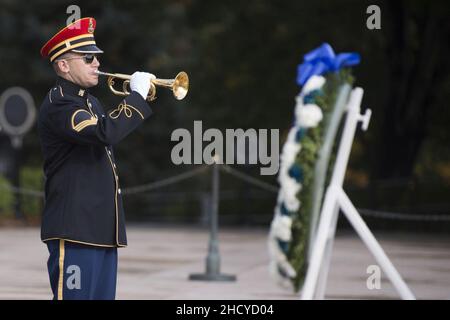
[62,53,99,64]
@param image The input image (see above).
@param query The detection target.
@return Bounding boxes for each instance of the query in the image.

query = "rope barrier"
[358,208,450,222]
[0,166,210,198]
[0,165,281,197]
[1,165,449,223]
[0,184,44,197]
[122,165,209,195]
[220,165,279,193]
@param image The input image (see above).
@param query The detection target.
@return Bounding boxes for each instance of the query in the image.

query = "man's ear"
[56,59,70,73]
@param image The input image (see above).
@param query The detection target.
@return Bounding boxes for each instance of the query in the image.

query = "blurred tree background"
[0,0,449,230]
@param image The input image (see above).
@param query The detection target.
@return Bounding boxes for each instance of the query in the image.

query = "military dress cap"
[40,17,103,62]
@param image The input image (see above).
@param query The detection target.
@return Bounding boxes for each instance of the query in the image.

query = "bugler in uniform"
[39,17,154,299]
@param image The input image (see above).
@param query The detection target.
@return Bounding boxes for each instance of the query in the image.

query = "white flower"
[267,236,297,281]
[296,103,323,128]
[302,75,326,94]
[282,194,300,212]
[280,141,300,167]
[279,170,300,193]
[271,214,293,240]
[284,195,300,212]
[268,218,297,285]
[280,175,301,211]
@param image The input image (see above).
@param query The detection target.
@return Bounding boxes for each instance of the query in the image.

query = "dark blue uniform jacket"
[38,77,152,247]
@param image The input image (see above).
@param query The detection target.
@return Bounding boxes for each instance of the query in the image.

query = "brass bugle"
[95,70,189,101]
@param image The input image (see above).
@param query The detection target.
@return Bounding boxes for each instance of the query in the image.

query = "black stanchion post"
[12,138,24,220]
[199,192,211,227]
[206,163,220,275]
[189,161,236,281]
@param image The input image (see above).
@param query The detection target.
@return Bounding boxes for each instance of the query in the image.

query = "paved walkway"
[0,225,449,300]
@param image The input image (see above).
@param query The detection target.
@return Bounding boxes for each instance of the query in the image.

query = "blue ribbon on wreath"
[296,42,360,86]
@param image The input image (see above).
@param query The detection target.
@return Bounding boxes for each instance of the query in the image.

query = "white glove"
[130,72,156,100]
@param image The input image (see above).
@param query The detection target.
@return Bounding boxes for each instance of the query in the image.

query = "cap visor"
[71,44,104,54]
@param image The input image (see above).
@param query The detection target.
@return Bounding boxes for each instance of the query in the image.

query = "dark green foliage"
[20,167,44,217]
[288,70,354,291]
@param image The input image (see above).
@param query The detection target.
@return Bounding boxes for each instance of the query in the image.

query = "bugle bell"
[95,70,189,101]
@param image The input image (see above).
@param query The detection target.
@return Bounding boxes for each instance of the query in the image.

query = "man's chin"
[86,79,99,88]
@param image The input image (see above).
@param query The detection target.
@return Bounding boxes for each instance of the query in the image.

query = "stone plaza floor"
[0,225,449,300]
